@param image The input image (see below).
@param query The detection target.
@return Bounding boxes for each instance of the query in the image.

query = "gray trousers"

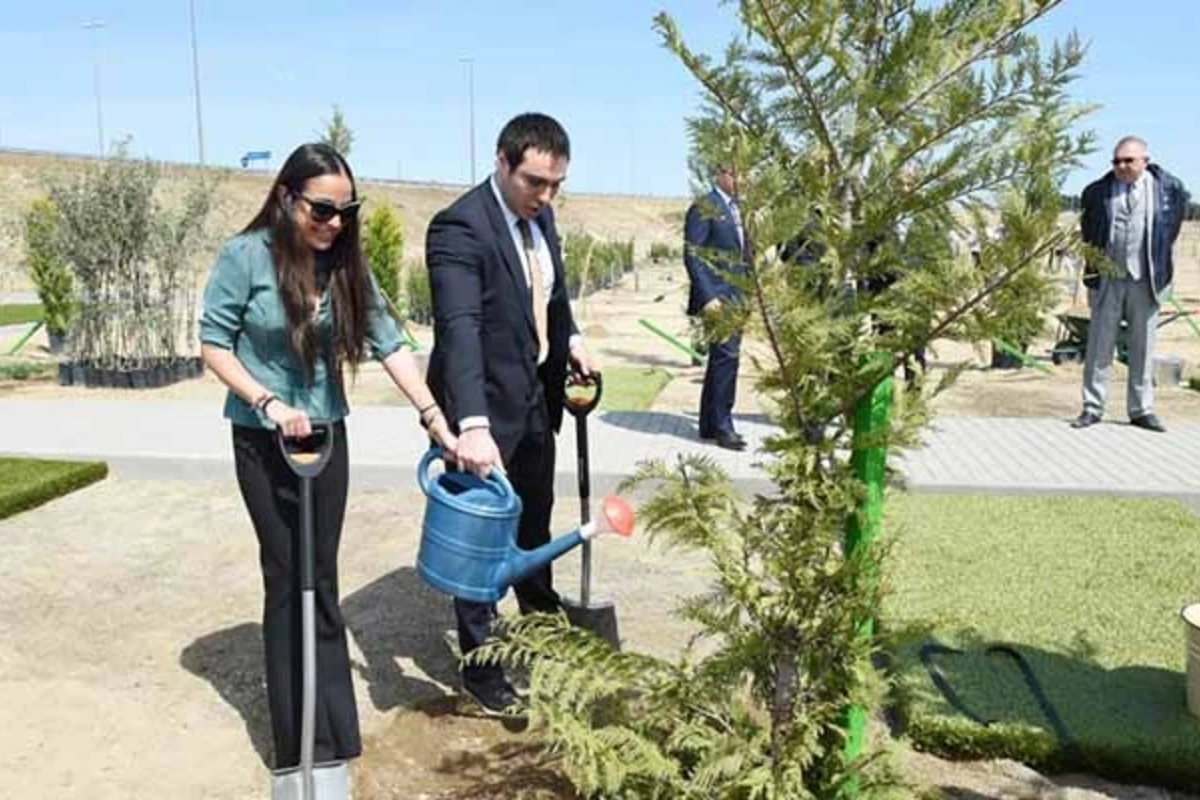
[1082,276,1159,418]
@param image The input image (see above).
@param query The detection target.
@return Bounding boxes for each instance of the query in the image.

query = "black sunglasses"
[1111,157,1142,166]
[297,193,362,224]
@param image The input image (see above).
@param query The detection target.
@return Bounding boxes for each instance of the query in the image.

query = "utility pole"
[460,57,476,184]
[188,0,206,164]
[82,20,106,157]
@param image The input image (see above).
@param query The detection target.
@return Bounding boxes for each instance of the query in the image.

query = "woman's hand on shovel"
[266,402,312,438]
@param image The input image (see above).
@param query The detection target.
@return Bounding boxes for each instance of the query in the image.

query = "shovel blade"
[562,596,620,650]
[272,761,348,800]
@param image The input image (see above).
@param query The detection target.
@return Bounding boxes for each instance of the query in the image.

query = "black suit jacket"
[425,180,576,461]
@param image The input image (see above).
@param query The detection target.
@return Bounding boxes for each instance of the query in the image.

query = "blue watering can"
[416,447,634,603]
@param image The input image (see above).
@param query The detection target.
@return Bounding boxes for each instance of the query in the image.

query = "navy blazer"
[424,181,577,460]
[683,188,746,316]
[1079,163,1189,296]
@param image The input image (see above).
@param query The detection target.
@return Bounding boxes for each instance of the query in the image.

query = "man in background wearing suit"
[1073,135,1189,432]
[683,165,747,451]
[425,113,593,714]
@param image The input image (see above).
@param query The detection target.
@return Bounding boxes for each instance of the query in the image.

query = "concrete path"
[2,397,1197,501]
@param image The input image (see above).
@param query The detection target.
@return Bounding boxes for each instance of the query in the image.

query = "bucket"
[416,448,523,603]
[1181,603,1200,719]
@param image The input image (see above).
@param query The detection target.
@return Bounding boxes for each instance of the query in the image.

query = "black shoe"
[1071,411,1102,429]
[462,675,524,718]
[1130,413,1166,433]
[712,431,746,451]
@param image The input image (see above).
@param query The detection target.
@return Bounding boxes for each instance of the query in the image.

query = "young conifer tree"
[475,2,1091,797]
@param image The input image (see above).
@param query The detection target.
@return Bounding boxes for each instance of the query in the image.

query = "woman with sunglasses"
[199,142,456,792]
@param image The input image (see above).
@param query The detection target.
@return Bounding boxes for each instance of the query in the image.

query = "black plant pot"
[990,343,1029,370]
[83,364,99,387]
[152,364,170,388]
[130,369,148,390]
[57,363,73,386]
[190,356,204,378]
[71,363,86,386]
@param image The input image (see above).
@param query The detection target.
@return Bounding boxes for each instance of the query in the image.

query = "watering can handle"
[418,447,515,500]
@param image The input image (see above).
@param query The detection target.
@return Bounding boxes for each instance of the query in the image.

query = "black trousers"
[456,396,561,686]
[699,329,742,439]
[232,421,361,769]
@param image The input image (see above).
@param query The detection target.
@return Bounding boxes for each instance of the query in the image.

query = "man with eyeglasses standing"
[425,112,593,715]
[1073,136,1189,432]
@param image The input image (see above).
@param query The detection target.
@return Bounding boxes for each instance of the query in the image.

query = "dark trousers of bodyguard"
[699,329,742,439]
[232,421,361,769]
[456,386,561,685]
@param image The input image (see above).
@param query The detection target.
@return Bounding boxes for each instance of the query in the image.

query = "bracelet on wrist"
[253,392,278,412]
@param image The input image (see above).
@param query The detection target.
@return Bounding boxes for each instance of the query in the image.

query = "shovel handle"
[276,421,336,479]
[565,370,603,417]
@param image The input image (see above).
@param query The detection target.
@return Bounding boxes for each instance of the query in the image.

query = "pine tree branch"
[824,228,1068,430]
[879,2,1061,129]
[752,0,843,173]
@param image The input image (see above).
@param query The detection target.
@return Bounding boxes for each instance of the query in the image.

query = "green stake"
[637,318,704,361]
[842,355,893,796]
[5,320,44,356]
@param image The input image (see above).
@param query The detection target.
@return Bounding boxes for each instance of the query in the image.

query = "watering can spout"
[496,495,637,592]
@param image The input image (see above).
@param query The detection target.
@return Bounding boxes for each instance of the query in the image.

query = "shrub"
[23,197,75,339]
[362,203,404,306]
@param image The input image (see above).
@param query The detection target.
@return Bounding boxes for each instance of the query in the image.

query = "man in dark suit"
[425,112,592,714]
[683,165,747,451]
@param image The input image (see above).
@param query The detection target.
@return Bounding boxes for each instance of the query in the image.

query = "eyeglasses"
[1111,157,1143,167]
[298,194,361,224]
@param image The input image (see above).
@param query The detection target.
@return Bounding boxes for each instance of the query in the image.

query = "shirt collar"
[489,174,522,231]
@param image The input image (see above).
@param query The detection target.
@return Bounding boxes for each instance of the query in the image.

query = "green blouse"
[199,229,405,428]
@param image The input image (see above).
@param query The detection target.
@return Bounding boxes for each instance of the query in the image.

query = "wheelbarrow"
[1052,305,1195,366]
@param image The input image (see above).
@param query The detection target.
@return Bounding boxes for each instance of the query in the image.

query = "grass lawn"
[572,365,671,412]
[0,457,108,520]
[0,303,43,326]
[884,493,1200,790]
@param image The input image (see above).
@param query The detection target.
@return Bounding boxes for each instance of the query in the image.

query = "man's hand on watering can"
[456,427,502,478]
[266,401,312,438]
[569,341,595,377]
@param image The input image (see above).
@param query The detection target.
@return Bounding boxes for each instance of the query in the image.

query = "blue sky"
[1,2,1196,197]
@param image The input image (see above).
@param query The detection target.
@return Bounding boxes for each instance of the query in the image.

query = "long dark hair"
[243,143,368,385]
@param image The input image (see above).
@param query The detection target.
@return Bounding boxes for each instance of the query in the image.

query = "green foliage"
[650,241,679,262]
[45,144,215,365]
[0,457,108,520]
[563,233,635,298]
[362,203,404,306]
[478,1,1092,797]
[406,263,432,325]
[0,360,54,381]
[320,103,354,157]
[23,198,75,336]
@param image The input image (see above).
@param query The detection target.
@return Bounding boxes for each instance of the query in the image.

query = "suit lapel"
[480,183,537,334]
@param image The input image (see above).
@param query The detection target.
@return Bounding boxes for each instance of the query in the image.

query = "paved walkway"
[1,397,1198,501]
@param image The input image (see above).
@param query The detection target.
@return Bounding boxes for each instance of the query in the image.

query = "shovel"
[272,422,348,800]
[560,371,622,649]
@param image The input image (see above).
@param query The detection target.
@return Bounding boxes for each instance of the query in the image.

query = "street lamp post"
[460,57,475,184]
[188,0,205,165]
[82,19,105,157]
